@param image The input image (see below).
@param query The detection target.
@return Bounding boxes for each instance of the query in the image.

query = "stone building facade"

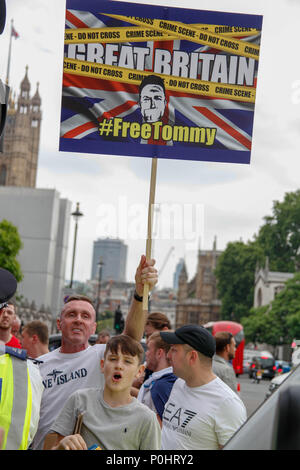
[254,257,294,308]
[0,68,71,319]
[16,298,56,335]
[0,66,41,187]
[176,239,222,328]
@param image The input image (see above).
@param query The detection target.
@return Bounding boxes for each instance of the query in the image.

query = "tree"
[255,189,300,272]
[242,272,300,345]
[0,219,23,281]
[268,273,300,342]
[215,190,300,325]
[215,240,265,322]
[242,305,282,347]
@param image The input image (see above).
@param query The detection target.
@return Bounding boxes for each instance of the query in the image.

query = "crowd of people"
[0,256,248,451]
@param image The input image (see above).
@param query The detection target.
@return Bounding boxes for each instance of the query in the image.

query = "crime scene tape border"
[64,24,260,44]
[101,14,260,60]
[63,57,256,103]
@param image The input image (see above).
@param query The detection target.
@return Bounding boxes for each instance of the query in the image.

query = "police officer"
[0,268,43,450]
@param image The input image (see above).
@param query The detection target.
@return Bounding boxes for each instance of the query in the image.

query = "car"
[248,355,276,380]
[275,360,291,374]
[242,349,257,374]
[223,363,300,450]
[243,349,256,360]
[243,358,251,374]
[265,370,292,400]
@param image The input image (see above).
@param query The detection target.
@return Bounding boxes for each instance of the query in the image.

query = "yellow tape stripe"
[65,24,260,44]
[103,14,260,60]
[64,57,256,103]
[65,26,165,44]
[0,355,14,450]
[193,24,260,37]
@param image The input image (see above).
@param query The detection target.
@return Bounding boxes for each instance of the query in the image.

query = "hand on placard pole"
[143,157,157,311]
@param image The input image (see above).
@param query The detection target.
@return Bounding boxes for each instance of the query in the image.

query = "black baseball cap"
[0,267,17,308]
[160,324,216,358]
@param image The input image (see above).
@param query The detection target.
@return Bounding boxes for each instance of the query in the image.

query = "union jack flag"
[11,25,19,39]
[60,4,262,164]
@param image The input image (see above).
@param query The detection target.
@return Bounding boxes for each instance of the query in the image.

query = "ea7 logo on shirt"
[163,402,197,432]
[43,368,87,388]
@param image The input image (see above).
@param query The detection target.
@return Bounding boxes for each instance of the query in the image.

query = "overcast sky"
[1,0,300,289]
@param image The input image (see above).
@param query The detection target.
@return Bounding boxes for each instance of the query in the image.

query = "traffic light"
[114,305,124,334]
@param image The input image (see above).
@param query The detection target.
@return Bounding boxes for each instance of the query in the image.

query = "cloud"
[3,0,300,289]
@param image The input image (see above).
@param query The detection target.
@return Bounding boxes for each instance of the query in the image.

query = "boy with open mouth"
[44,335,161,450]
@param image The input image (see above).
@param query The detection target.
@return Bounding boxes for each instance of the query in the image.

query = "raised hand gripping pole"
[143,157,158,311]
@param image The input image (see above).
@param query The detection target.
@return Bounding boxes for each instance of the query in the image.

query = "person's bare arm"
[0,427,5,450]
[43,432,87,450]
[130,386,140,398]
[123,255,157,341]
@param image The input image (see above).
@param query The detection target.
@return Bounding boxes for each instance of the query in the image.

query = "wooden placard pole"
[143,157,158,311]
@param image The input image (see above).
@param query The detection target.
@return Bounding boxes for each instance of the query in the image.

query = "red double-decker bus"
[204,321,245,376]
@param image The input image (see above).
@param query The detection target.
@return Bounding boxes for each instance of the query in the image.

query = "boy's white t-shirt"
[161,376,247,450]
[51,387,161,450]
[32,344,106,450]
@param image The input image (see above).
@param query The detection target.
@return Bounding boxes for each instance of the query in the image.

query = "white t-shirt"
[51,388,161,450]
[161,376,247,450]
[137,366,173,413]
[31,344,106,450]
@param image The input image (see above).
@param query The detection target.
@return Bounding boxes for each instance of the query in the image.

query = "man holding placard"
[31,255,158,450]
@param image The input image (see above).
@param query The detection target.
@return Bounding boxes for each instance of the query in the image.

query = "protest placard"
[60,0,262,165]
[60,1,263,307]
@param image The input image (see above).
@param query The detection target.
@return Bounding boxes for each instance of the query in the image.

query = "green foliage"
[96,317,113,333]
[215,189,300,331]
[0,219,23,282]
[242,273,300,345]
[96,311,114,333]
[242,306,282,346]
[255,189,300,272]
[215,240,265,322]
[100,310,114,320]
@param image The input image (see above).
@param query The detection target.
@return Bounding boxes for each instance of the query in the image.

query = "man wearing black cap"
[160,324,246,450]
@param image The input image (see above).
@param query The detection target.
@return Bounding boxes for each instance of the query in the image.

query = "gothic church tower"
[175,237,222,328]
[0,66,42,187]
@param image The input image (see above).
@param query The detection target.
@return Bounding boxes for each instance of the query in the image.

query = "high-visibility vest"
[0,351,32,450]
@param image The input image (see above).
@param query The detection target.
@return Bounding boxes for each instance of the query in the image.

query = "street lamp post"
[96,257,104,323]
[69,202,83,289]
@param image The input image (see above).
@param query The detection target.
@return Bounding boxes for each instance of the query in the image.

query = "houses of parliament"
[0,66,71,320]
[0,66,223,326]
[0,66,41,187]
